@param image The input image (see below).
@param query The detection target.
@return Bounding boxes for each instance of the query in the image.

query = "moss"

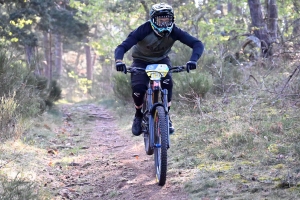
[274,164,285,169]
[258,176,271,181]
[241,179,249,183]
[268,143,279,154]
[273,177,282,181]
[233,174,242,180]
[198,161,232,172]
[240,160,257,166]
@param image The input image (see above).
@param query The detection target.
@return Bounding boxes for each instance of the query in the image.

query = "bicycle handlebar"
[125,65,187,74]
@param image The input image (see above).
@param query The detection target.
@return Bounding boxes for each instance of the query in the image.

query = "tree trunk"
[24,45,38,74]
[49,32,53,85]
[268,0,278,43]
[248,0,271,56]
[54,33,63,79]
[84,38,93,81]
[228,1,233,13]
[292,19,300,36]
[140,0,149,21]
[92,51,97,67]
[292,1,300,36]
[293,0,300,13]
[43,31,50,79]
[24,45,34,65]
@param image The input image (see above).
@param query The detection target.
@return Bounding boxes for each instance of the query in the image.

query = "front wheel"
[142,94,153,155]
[154,106,168,186]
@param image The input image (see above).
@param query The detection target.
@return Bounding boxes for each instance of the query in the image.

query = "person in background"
[114,3,204,136]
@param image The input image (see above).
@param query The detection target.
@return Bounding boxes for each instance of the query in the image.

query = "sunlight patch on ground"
[0,139,48,181]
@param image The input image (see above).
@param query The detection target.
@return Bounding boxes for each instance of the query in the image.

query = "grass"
[165,88,300,199]
[0,102,96,199]
[105,59,300,199]
[0,174,40,200]
[1,57,300,199]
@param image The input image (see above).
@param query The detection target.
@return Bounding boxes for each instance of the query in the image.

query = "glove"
[186,61,197,73]
[116,61,127,74]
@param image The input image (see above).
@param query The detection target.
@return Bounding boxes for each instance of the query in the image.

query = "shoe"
[169,118,175,134]
[132,116,142,136]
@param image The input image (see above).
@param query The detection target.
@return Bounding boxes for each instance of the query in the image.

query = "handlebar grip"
[170,66,186,73]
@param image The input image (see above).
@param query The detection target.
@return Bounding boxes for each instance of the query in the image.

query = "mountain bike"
[127,64,186,186]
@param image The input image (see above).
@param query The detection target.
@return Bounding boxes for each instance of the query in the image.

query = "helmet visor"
[154,15,173,27]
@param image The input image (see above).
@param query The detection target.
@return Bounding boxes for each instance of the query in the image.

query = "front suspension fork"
[148,88,170,149]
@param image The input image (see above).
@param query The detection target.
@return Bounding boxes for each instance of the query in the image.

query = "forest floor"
[3,100,300,200]
[38,103,189,200]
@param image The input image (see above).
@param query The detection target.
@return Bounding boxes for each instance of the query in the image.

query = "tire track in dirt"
[53,104,188,200]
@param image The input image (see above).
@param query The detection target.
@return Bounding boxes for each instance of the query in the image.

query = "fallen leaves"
[43,124,51,130]
[47,149,58,155]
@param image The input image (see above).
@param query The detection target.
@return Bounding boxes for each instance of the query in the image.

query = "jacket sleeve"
[171,25,204,62]
[114,22,153,61]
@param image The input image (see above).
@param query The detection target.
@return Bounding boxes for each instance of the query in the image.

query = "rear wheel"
[142,93,153,155]
[154,106,168,186]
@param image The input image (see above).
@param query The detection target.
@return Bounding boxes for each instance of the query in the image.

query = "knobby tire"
[154,106,168,186]
[142,93,153,155]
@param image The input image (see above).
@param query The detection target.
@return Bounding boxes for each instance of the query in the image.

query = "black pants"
[131,58,173,107]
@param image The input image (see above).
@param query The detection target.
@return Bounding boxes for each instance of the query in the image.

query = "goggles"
[154,15,173,27]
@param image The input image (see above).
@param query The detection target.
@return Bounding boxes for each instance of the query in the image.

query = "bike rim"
[154,110,162,181]
[156,138,161,178]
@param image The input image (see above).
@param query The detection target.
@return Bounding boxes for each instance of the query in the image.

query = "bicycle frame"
[146,79,170,150]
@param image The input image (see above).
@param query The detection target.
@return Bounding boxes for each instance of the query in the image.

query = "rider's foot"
[132,116,142,136]
[169,118,175,134]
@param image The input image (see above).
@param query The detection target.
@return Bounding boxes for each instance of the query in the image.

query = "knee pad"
[132,84,147,106]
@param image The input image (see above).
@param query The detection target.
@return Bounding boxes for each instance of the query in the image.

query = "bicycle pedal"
[154,144,161,148]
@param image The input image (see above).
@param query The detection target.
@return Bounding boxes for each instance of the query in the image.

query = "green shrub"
[173,71,213,100]
[0,47,62,140]
[44,80,62,108]
[0,94,19,141]
[198,53,217,67]
[0,174,39,200]
[112,73,132,102]
[205,61,243,95]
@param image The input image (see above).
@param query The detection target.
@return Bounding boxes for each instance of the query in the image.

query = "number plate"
[150,72,161,80]
[146,64,169,80]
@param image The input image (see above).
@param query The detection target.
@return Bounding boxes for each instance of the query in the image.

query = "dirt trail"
[48,104,188,200]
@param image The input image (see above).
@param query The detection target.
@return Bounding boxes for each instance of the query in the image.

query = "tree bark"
[43,31,50,79]
[268,0,278,43]
[228,1,233,13]
[24,45,34,65]
[49,31,53,84]
[292,19,300,36]
[293,0,300,13]
[248,0,271,55]
[24,45,37,73]
[54,33,63,79]
[140,0,149,21]
[292,1,300,36]
[84,38,93,81]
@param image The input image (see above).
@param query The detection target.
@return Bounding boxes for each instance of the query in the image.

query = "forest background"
[0,0,300,199]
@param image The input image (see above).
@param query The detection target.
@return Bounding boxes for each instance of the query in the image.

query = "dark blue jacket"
[114,21,204,63]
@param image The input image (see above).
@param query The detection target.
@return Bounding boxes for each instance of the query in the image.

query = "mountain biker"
[114,3,204,136]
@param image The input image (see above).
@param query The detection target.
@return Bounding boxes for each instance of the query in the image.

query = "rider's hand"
[116,61,127,74]
[186,61,197,73]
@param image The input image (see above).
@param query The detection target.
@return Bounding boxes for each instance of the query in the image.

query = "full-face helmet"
[150,3,174,37]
